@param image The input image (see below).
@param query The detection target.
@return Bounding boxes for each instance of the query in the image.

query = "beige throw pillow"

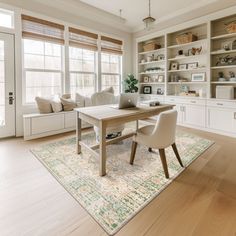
[60,97,77,111]
[101,87,114,94]
[51,98,63,113]
[35,97,53,114]
[75,93,85,107]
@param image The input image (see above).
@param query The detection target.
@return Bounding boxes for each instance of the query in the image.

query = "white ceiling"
[79,0,221,30]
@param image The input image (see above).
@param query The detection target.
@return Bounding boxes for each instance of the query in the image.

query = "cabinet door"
[174,104,183,124]
[183,105,206,128]
[207,107,236,133]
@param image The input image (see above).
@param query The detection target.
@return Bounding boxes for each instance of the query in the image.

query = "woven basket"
[176,33,198,45]
[225,21,236,33]
[143,42,161,52]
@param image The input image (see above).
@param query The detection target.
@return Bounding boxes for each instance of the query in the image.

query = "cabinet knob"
[217,103,223,106]
[190,101,196,103]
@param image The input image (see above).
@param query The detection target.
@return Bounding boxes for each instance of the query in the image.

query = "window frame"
[0,8,14,29]
[22,39,64,105]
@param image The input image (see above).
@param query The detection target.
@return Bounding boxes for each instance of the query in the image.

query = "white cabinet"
[207,107,236,134]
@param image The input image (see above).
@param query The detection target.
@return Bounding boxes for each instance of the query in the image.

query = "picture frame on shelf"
[158,75,164,82]
[179,64,187,70]
[188,62,198,69]
[157,88,164,95]
[143,86,152,94]
[191,73,205,82]
[170,62,178,71]
[143,76,149,83]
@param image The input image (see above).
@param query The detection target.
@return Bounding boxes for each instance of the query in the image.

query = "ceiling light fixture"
[143,0,156,30]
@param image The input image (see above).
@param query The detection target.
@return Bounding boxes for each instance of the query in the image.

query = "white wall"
[0,1,133,137]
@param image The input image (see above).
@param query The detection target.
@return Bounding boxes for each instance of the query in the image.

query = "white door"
[0,33,15,138]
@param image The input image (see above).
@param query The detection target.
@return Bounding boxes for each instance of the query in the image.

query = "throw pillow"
[60,97,77,111]
[61,94,71,99]
[51,98,63,113]
[75,93,85,107]
[101,86,114,94]
[35,97,53,114]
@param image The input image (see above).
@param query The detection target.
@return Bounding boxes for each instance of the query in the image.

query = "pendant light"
[143,0,156,30]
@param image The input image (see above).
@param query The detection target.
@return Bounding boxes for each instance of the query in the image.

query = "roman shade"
[101,36,123,55]
[21,14,65,44]
[69,27,98,51]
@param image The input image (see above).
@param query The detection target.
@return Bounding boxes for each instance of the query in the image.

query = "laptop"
[112,93,138,109]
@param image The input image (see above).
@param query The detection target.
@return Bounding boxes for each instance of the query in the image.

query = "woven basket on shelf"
[225,21,236,33]
[143,42,161,52]
[176,32,198,45]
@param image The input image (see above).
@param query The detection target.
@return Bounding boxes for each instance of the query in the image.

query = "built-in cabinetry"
[137,12,236,138]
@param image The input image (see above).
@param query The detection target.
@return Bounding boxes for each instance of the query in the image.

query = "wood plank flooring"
[0,126,236,236]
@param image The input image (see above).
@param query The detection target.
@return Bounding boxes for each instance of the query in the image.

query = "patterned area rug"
[31,130,213,235]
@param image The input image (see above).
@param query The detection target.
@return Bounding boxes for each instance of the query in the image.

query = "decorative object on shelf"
[188,62,198,69]
[216,86,234,99]
[156,88,164,95]
[178,78,188,82]
[141,59,146,64]
[191,46,202,55]
[176,32,198,45]
[170,74,180,82]
[158,75,164,82]
[221,41,232,51]
[225,21,236,33]
[170,62,178,70]
[178,50,184,56]
[149,101,160,106]
[218,72,226,82]
[157,54,165,61]
[232,40,236,50]
[145,67,164,73]
[229,71,236,82]
[147,55,153,62]
[216,55,236,66]
[179,64,187,70]
[143,86,152,94]
[143,40,161,52]
[143,76,150,83]
[191,73,205,82]
[198,88,206,98]
[181,85,189,93]
[179,91,199,97]
[124,74,138,93]
[142,0,156,31]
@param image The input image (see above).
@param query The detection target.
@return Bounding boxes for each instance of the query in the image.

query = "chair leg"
[172,143,184,167]
[159,149,169,179]
[130,141,138,165]
[148,147,152,152]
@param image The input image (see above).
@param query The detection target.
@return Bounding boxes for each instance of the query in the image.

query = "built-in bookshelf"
[137,13,236,100]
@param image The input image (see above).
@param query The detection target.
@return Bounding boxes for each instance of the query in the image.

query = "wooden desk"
[75,104,174,176]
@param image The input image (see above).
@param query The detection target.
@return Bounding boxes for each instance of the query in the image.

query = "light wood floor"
[0,126,236,236]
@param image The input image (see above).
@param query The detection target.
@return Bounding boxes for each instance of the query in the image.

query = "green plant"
[124,74,138,93]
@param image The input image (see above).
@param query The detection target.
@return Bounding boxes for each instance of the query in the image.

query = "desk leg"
[136,120,139,132]
[99,121,106,176]
[76,112,82,154]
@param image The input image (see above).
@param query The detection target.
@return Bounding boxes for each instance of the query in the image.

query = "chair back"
[151,110,177,148]
[91,92,115,106]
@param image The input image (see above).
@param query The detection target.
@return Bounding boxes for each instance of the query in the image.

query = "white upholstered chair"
[91,92,125,140]
[130,110,184,178]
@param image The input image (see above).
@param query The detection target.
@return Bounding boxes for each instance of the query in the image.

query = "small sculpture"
[218,72,226,82]
[229,71,236,81]
[191,46,202,55]
[216,55,236,66]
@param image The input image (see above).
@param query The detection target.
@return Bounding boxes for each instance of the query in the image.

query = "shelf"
[138,48,165,55]
[168,68,206,73]
[140,82,165,85]
[168,54,205,61]
[139,71,165,75]
[211,32,236,40]
[211,49,236,55]
[139,60,165,65]
[168,82,207,85]
[211,81,236,84]
[211,65,236,69]
[167,39,207,49]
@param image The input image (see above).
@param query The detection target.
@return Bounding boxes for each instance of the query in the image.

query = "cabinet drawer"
[182,98,206,106]
[65,112,76,129]
[207,100,236,109]
[165,97,184,104]
[31,114,64,135]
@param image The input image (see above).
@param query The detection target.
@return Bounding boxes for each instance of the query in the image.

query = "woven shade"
[101,36,123,55]
[22,15,65,44]
[69,27,98,51]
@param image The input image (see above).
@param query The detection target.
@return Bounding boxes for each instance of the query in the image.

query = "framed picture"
[221,41,233,51]
[158,75,164,82]
[188,62,198,69]
[170,62,178,71]
[179,64,187,70]
[143,76,149,83]
[143,86,152,94]
[191,73,205,82]
[157,88,164,95]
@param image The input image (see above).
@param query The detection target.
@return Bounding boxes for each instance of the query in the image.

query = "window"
[101,36,123,95]
[69,27,98,96]
[0,8,14,29]
[22,15,64,104]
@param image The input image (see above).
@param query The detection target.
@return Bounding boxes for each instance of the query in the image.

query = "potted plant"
[124,74,138,93]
